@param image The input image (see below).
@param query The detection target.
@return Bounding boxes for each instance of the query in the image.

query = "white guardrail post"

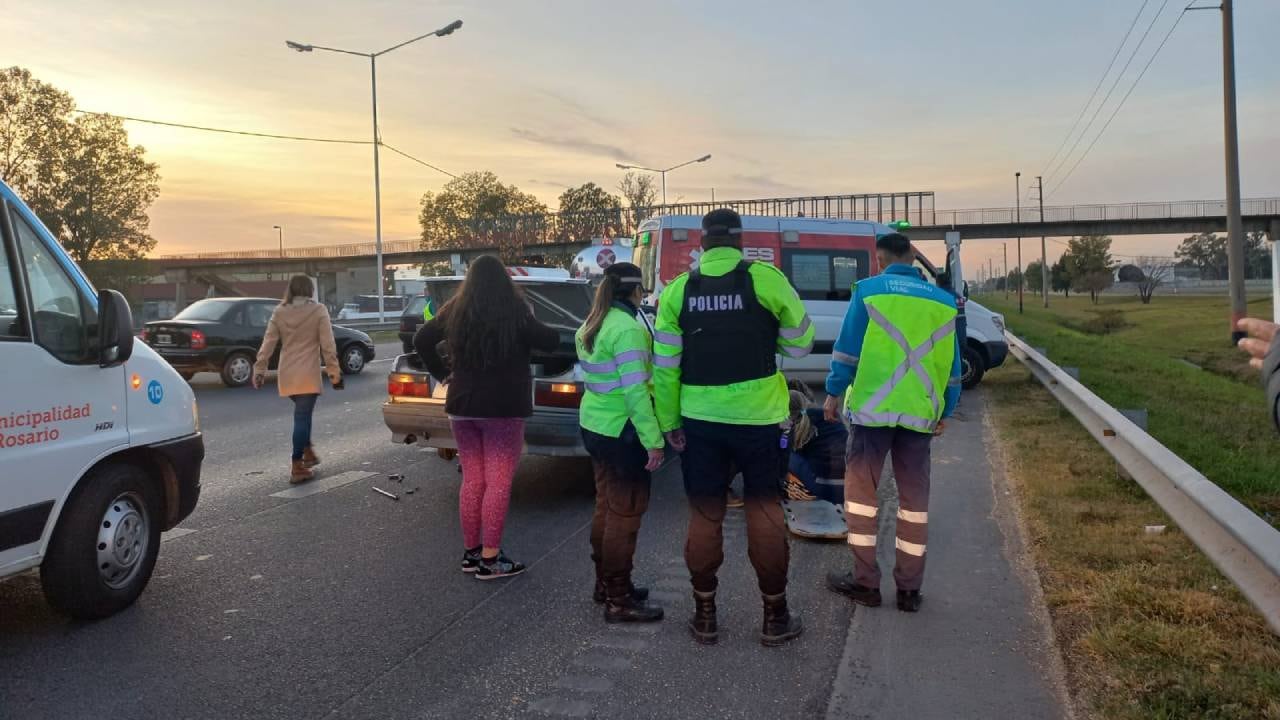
[1006,332,1280,634]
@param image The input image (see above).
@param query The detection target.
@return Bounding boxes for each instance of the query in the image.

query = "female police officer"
[576,262,665,623]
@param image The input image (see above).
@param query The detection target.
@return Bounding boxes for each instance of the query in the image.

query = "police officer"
[422,290,436,323]
[577,262,666,623]
[823,232,961,613]
[653,208,815,647]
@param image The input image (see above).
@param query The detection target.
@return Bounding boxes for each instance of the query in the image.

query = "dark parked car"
[398,295,430,353]
[144,297,376,387]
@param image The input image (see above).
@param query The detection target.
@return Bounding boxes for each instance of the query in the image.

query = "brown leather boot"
[761,592,804,647]
[290,459,315,484]
[603,577,663,624]
[689,590,718,645]
[302,445,320,469]
[593,578,650,604]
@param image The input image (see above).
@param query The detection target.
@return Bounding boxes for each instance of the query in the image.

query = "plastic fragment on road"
[373,486,399,501]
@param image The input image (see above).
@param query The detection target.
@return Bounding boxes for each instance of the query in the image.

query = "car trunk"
[144,321,211,349]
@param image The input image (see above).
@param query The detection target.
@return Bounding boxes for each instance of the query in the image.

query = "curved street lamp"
[616,154,712,206]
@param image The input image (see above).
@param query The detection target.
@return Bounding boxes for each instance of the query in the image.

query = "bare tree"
[1134,256,1173,305]
[617,171,657,233]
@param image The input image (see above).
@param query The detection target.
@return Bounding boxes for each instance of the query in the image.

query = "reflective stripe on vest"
[580,349,650,374]
[585,370,650,394]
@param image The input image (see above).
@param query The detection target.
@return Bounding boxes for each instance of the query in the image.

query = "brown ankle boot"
[603,577,663,624]
[290,459,315,484]
[761,592,804,647]
[302,446,320,468]
[689,590,718,645]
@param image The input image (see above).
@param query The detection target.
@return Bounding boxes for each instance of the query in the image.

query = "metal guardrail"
[1006,332,1280,634]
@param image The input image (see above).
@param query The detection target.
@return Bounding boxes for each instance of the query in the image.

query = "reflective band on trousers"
[845,501,877,518]
[832,350,859,367]
[653,354,681,369]
[858,304,955,418]
[580,349,650,374]
[897,508,928,524]
[585,370,650,393]
[780,339,813,358]
[846,410,937,433]
[778,315,812,340]
[895,537,927,556]
[653,331,682,347]
[848,533,877,547]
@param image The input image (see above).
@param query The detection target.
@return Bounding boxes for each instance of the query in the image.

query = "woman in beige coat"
[252,276,342,483]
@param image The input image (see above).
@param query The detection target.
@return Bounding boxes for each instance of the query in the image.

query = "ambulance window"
[0,234,27,340]
[13,214,90,363]
[782,250,870,301]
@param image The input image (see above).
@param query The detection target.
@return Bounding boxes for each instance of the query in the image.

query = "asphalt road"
[0,344,1067,720]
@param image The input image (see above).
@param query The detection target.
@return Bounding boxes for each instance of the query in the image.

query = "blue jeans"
[291,394,318,460]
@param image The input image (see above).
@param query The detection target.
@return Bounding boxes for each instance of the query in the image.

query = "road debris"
[405,488,417,495]
[1144,525,1167,534]
[387,473,404,483]
[373,486,399,501]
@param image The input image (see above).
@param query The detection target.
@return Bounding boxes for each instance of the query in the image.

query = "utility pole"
[1036,175,1048,307]
[1221,0,1246,344]
[1003,243,1009,299]
[988,257,994,292]
[1016,171,1023,314]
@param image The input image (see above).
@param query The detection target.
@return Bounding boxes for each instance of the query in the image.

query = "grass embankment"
[985,364,1280,719]
[978,293,1279,513]
[978,292,1280,718]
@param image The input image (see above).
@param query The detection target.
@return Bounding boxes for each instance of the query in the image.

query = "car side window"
[0,223,29,341]
[13,212,93,363]
[247,302,274,328]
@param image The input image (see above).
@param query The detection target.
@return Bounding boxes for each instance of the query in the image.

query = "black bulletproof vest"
[678,260,779,386]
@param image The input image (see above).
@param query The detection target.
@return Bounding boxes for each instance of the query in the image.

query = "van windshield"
[174,299,237,321]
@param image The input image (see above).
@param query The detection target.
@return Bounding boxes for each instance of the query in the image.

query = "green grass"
[985,365,1280,719]
[978,293,1279,515]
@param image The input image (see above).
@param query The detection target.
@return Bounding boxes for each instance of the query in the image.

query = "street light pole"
[1016,171,1023,314]
[1003,243,1009,300]
[273,225,283,258]
[1038,175,1048,308]
[1221,0,1246,344]
[616,154,712,208]
[285,19,463,322]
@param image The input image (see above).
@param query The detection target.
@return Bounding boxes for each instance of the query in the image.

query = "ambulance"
[0,179,203,619]
[631,214,1007,388]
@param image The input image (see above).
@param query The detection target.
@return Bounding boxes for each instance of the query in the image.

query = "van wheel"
[40,463,162,620]
[221,352,254,387]
[961,345,986,390]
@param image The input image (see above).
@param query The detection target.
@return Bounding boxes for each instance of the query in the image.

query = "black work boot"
[593,578,650,604]
[760,592,804,647]
[896,589,923,613]
[826,571,882,607]
[689,590,718,645]
[603,578,664,624]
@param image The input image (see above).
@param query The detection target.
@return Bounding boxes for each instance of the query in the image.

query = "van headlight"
[992,315,1006,334]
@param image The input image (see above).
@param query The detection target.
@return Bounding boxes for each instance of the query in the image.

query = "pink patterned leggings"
[451,418,525,549]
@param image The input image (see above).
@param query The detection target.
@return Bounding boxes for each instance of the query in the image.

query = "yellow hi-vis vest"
[845,293,957,433]
[575,305,663,450]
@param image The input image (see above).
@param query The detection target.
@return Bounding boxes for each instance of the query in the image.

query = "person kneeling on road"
[1237,317,1280,433]
[576,262,666,624]
[653,208,816,646]
[823,232,961,613]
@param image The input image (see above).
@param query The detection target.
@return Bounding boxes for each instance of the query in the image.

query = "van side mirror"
[963,281,970,299]
[98,289,134,368]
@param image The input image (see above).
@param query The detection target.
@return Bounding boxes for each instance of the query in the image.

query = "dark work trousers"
[583,425,652,586]
[843,424,933,591]
[682,418,789,596]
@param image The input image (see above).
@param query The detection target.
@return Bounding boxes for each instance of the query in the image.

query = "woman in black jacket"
[414,255,560,579]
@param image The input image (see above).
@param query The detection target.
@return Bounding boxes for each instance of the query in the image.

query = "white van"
[0,180,203,619]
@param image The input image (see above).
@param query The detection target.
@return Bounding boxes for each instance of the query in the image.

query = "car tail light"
[388,373,432,398]
[190,329,207,350]
[535,381,584,409]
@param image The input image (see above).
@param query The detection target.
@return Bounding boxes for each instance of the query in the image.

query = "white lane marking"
[269,470,378,499]
[162,527,198,543]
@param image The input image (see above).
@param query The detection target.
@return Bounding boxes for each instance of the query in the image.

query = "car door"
[0,198,128,573]
[242,301,279,368]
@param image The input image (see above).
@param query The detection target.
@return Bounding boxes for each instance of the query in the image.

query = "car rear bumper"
[382,400,587,457]
[151,349,220,373]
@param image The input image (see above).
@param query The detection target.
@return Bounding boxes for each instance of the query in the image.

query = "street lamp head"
[435,20,463,36]
[285,40,314,52]
[616,163,631,170]
[1015,171,1021,177]
[697,154,711,162]
[273,225,282,230]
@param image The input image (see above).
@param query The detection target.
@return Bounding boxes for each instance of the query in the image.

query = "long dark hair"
[442,255,527,370]
[580,262,643,353]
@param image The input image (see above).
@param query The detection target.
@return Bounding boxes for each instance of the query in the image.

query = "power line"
[380,142,458,179]
[1043,0,1170,187]
[75,110,372,145]
[1047,5,1190,198]
[1040,0,1151,177]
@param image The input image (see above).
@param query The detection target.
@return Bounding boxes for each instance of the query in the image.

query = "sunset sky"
[8,0,1280,271]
